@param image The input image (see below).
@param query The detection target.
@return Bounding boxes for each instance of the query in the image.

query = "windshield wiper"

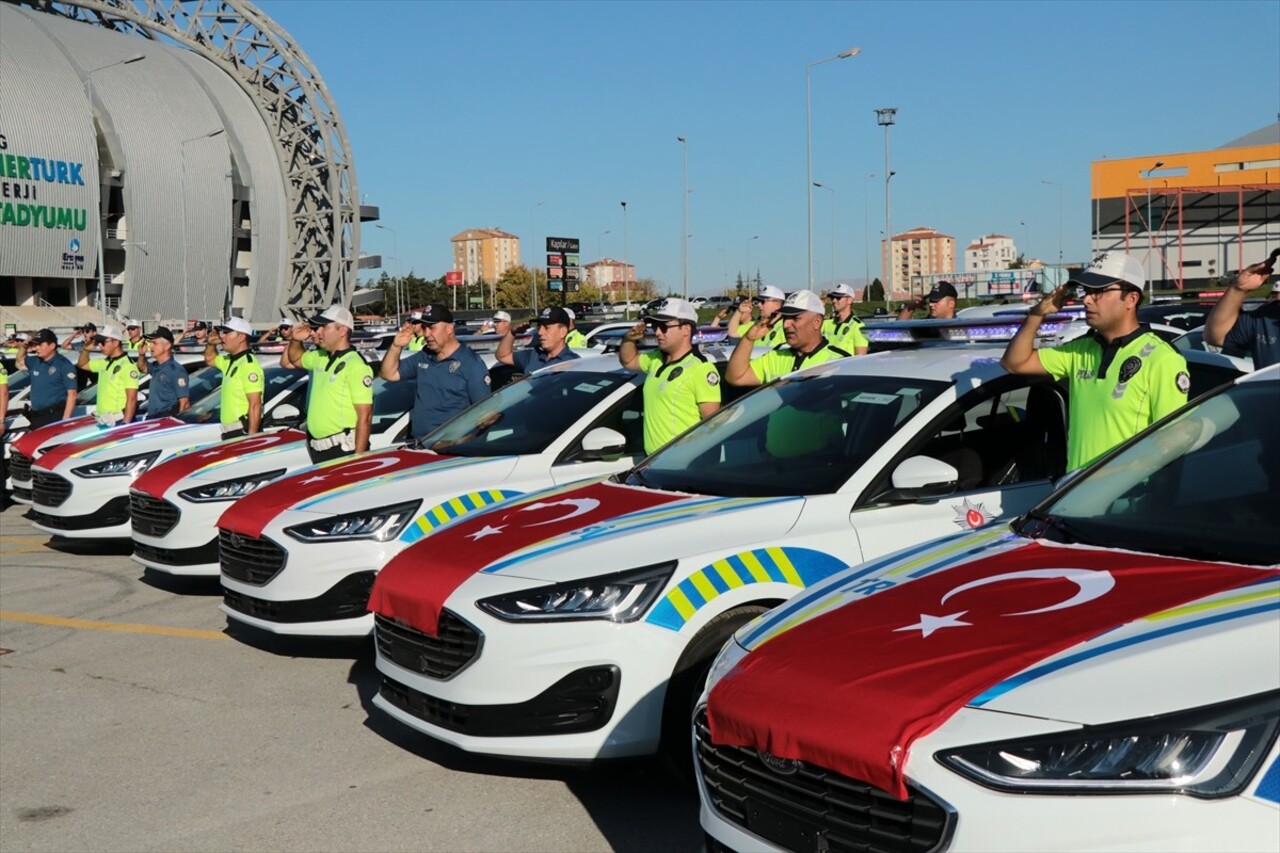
[1018,508,1097,546]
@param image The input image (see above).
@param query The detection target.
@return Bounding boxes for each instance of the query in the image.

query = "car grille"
[694,711,953,853]
[223,572,376,624]
[130,493,181,537]
[374,612,482,680]
[9,451,32,483]
[219,530,286,585]
[32,471,72,507]
[13,485,32,501]
[133,536,219,568]
[25,496,131,531]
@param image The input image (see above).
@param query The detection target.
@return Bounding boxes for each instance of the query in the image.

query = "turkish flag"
[216,448,452,539]
[132,429,306,498]
[707,541,1277,800]
[13,415,100,459]
[368,480,686,636]
[34,418,185,470]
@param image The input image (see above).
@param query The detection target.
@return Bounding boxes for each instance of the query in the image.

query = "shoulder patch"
[1175,371,1191,394]
[706,371,720,386]
[129,370,139,380]
[483,374,491,385]
[247,373,259,383]
[362,375,372,387]
[178,377,187,387]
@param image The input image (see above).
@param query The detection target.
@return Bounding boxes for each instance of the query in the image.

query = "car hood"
[368,479,807,636]
[33,418,198,472]
[218,449,520,538]
[134,429,308,499]
[705,532,1278,798]
[12,414,101,458]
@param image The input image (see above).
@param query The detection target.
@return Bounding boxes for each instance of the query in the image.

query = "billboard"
[0,128,99,280]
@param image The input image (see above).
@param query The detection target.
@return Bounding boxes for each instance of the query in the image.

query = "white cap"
[643,297,699,324]
[216,316,254,336]
[123,318,142,329]
[564,308,576,321]
[309,304,354,330]
[98,324,125,341]
[755,285,786,302]
[1069,252,1145,290]
[492,310,512,323]
[778,290,825,317]
[827,283,857,299]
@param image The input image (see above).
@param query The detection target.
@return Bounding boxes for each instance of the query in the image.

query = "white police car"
[695,366,1279,853]
[128,376,415,576]
[215,356,684,637]
[24,367,307,538]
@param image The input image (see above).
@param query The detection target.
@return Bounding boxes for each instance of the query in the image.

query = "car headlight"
[3,428,27,445]
[177,469,288,503]
[71,450,160,479]
[937,691,1279,797]
[476,562,676,623]
[283,500,422,543]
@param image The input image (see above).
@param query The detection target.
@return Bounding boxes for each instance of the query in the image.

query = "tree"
[865,278,885,302]
[1008,254,1028,269]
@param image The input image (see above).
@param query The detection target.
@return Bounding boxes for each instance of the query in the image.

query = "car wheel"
[660,603,771,783]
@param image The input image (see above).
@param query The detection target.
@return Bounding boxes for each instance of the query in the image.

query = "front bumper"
[130,491,222,576]
[220,572,377,637]
[27,492,132,538]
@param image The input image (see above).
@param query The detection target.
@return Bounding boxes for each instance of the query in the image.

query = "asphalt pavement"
[0,502,701,852]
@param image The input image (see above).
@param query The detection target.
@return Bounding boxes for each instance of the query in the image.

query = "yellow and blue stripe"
[400,489,523,543]
[646,547,847,632]
[296,456,513,509]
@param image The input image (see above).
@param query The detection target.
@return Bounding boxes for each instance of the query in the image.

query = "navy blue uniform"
[27,352,78,426]
[146,358,190,418]
[1223,301,1280,369]
[512,347,580,373]
[397,346,491,439]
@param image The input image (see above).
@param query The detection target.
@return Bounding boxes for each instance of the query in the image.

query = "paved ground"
[0,503,702,852]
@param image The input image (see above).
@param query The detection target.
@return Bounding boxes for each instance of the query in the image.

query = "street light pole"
[529,200,545,313]
[876,108,898,299]
[1041,179,1064,271]
[863,172,875,290]
[620,201,631,317]
[598,229,612,300]
[375,222,399,321]
[813,181,835,288]
[83,54,145,326]
[806,46,860,290]
[677,135,689,299]
[180,128,225,330]
[1144,161,1164,294]
[746,235,759,292]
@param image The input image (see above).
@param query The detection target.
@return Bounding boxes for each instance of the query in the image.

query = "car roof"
[784,343,1011,383]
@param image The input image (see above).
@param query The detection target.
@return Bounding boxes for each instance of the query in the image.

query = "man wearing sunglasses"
[1001,251,1188,472]
[618,298,721,454]
[76,324,140,426]
[727,285,788,347]
[824,283,870,355]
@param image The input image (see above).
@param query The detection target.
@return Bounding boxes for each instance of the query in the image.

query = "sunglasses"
[1076,285,1129,299]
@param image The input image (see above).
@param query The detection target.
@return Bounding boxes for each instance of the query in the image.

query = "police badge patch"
[449,361,460,373]
[1118,356,1142,383]
[706,371,720,386]
[130,371,139,380]
[668,366,684,381]
[1176,371,1191,394]
[247,373,259,382]
[178,378,187,387]
[362,375,373,387]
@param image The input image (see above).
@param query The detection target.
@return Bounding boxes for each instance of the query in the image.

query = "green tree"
[1008,255,1028,269]
[865,278,885,302]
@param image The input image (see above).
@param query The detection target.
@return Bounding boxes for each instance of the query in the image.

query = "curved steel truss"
[15,0,359,314]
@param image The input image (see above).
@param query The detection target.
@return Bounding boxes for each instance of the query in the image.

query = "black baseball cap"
[191,321,209,331]
[536,306,571,326]
[31,328,58,345]
[417,304,454,325]
[145,327,175,344]
[927,282,958,301]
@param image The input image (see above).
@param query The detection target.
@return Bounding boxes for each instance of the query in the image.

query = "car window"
[179,367,301,425]
[424,370,635,456]
[369,377,415,434]
[630,374,949,498]
[1034,380,1277,565]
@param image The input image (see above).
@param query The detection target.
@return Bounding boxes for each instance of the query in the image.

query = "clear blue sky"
[258,0,1279,296]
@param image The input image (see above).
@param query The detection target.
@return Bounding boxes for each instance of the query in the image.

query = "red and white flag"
[132,430,306,498]
[12,415,98,458]
[369,481,686,636]
[34,418,184,470]
[707,541,1277,799]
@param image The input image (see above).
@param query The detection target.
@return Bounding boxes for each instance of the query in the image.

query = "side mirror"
[1052,466,1085,492]
[889,455,959,500]
[269,402,301,425]
[577,426,627,462]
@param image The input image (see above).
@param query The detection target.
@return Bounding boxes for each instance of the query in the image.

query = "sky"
[257,0,1280,296]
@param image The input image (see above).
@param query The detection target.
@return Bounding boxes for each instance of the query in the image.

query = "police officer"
[1203,252,1279,369]
[619,297,721,454]
[204,316,264,438]
[60,321,94,350]
[564,308,589,348]
[897,281,958,320]
[823,283,870,355]
[122,319,150,373]
[15,328,78,428]
[728,285,788,347]
[481,310,512,337]
[495,306,581,373]
[726,290,852,386]
[76,323,140,425]
[141,327,190,418]
[1002,251,1189,472]
[282,305,373,463]
[378,303,489,442]
[405,313,429,352]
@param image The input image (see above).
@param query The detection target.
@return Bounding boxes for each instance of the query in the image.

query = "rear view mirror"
[577,426,626,462]
[889,455,959,500]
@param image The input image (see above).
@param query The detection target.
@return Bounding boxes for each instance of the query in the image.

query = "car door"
[849,376,1068,556]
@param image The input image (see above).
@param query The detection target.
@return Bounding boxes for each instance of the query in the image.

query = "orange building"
[451,228,520,286]
[1091,123,1279,289]
[881,226,955,299]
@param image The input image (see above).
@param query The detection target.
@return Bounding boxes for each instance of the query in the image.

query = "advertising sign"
[546,236,579,293]
[445,270,463,287]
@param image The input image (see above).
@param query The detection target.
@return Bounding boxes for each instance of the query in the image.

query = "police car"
[215,355,695,637]
[695,365,1279,853]
[5,363,224,503]
[129,376,415,576]
[23,366,308,538]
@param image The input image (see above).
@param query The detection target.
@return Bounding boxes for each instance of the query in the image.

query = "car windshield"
[629,373,949,497]
[178,366,302,424]
[424,369,634,457]
[1025,379,1278,566]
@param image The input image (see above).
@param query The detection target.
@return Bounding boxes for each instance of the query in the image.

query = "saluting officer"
[282,305,373,463]
[16,329,78,428]
[76,323,140,426]
[141,327,190,418]
[823,283,870,355]
[726,290,852,387]
[495,306,580,373]
[1002,252,1189,471]
[406,313,429,351]
[564,308,590,348]
[123,319,150,374]
[618,298,721,454]
[728,285,789,347]
[204,316,264,438]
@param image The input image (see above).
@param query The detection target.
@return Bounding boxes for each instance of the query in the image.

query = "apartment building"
[882,226,956,298]
[964,234,1018,272]
[583,258,637,295]
[451,228,521,285]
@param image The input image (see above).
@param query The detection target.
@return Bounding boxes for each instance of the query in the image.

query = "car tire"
[660,603,771,783]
